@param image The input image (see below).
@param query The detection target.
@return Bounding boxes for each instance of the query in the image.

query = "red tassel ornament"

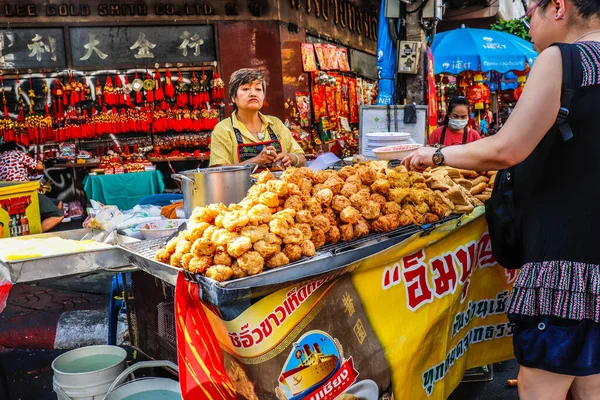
[164,69,175,100]
[175,70,188,107]
[154,70,164,102]
[211,73,225,106]
[145,72,154,103]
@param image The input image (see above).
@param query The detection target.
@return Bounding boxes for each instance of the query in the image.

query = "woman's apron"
[232,117,282,168]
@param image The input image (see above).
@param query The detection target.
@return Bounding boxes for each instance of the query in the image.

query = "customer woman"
[209,68,305,169]
[403,1,600,398]
[427,96,481,146]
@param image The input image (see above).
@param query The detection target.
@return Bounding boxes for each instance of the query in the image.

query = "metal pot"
[172,164,258,218]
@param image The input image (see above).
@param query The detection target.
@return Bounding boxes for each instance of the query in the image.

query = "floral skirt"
[507,261,600,375]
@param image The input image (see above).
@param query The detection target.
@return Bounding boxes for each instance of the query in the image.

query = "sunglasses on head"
[520,0,550,29]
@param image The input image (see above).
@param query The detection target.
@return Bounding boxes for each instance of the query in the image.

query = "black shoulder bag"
[485,43,581,270]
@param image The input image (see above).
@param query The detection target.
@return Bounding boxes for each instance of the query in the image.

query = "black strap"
[552,43,582,141]
[439,125,447,145]
[462,127,468,145]
[439,125,468,145]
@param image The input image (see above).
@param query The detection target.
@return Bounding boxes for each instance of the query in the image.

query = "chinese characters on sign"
[178,31,204,57]
[80,33,108,61]
[0,28,66,70]
[27,34,57,62]
[130,32,156,59]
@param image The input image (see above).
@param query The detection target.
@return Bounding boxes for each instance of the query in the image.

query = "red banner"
[427,48,438,127]
[0,279,12,314]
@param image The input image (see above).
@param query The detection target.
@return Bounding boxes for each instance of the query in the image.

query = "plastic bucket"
[52,345,127,400]
[103,361,181,400]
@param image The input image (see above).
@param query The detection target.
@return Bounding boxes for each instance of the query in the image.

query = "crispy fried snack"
[266,252,290,268]
[185,222,211,242]
[248,204,272,225]
[353,218,370,238]
[446,185,470,206]
[274,209,296,225]
[345,174,362,187]
[383,201,402,215]
[237,251,264,276]
[454,178,473,191]
[339,224,354,241]
[202,225,219,240]
[340,182,359,198]
[284,195,304,212]
[311,228,327,248]
[269,218,289,237]
[295,209,313,224]
[423,213,440,224]
[156,248,171,263]
[332,195,352,213]
[312,214,331,233]
[385,169,411,189]
[284,227,305,245]
[301,240,316,257]
[175,239,192,255]
[325,225,341,244]
[165,235,181,253]
[283,244,302,262]
[470,182,487,195]
[254,239,281,259]
[299,178,313,195]
[372,214,400,232]
[192,237,216,256]
[337,166,357,180]
[211,229,239,246]
[415,202,430,214]
[316,188,334,207]
[266,179,289,197]
[305,197,323,216]
[340,206,361,224]
[231,261,246,278]
[214,247,233,266]
[205,265,234,282]
[350,189,371,209]
[313,170,335,184]
[389,188,409,204]
[324,175,345,195]
[361,201,381,220]
[358,167,378,185]
[259,191,279,208]
[188,256,213,274]
[295,223,312,240]
[227,236,253,258]
[322,207,338,226]
[371,178,391,196]
[190,206,219,224]
[222,210,250,232]
[370,193,387,206]
[181,253,194,269]
[240,225,269,243]
[255,170,275,184]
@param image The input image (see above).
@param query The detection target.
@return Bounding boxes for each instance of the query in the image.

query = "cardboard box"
[0,181,42,238]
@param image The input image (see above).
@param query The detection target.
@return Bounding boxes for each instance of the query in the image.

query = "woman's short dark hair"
[228,68,266,101]
[444,96,471,125]
[0,141,18,153]
[570,0,600,19]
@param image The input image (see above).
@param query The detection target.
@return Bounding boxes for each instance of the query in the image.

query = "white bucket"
[52,345,127,400]
[103,361,181,400]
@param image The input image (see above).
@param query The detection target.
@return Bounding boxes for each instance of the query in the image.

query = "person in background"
[0,141,64,232]
[428,97,482,146]
[209,68,306,169]
[403,0,600,397]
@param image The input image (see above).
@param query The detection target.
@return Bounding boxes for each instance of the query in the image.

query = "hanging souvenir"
[154,70,164,102]
[301,43,318,72]
[28,76,36,114]
[313,44,327,70]
[211,72,224,106]
[467,73,490,110]
[143,71,155,103]
[164,69,175,101]
[325,45,339,70]
[73,76,83,107]
[189,71,201,107]
[337,47,350,72]
[82,75,92,102]
[94,77,103,107]
[16,75,25,122]
[198,69,210,106]
[103,76,115,106]
[295,92,311,128]
[123,76,132,106]
[175,70,188,107]
[348,78,359,124]
[512,64,529,101]
[132,72,143,104]
[311,73,327,121]
[114,75,124,105]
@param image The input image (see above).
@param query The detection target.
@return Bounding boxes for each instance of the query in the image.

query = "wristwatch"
[432,147,445,166]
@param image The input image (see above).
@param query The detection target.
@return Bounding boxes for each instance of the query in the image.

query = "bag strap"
[440,125,448,145]
[552,43,582,141]
[462,127,468,144]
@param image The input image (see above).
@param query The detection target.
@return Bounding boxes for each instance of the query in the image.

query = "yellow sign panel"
[0,181,42,238]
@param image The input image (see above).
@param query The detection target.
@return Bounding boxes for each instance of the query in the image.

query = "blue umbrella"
[376,0,396,105]
[431,27,537,75]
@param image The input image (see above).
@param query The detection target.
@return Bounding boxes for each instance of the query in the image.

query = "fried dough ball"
[247,183,267,199]
[264,232,283,245]
[361,201,382,220]
[389,188,410,204]
[340,182,359,198]
[345,174,362,187]
[332,195,352,213]
[398,212,414,227]
[325,225,341,244]
[181,253,195,269]
[423,213,440,224]
[169,252,184,268]
[192,237,216,256]
[286,182,303,197]
[283,244,302,262]
[406,209,424,225]
[316,188,334,207]
[350,189,371,209]
[312,215,331,233]
[311,183,326,197]
[231,261,246,278]
[295,209,313,224]
[241,225,269,243]
[269,218,289,237]
[211,229,239,246]
[305,197,323,216]
[372,214,400,233]
[188,256,212,274]
[383,201,402,215]
[415,202,430,214]
[299,178,313,195]
[203,225,218,240]
[175,239,192,255]
[205,265,234,282]
[296,167,314,179]
[266,252,290,268]
[354,218,370,238]
[213,247,233,266]
[284,195,304,212]
[248,204,272,225]
[237,251,264,276]
[156,248,172,263]
[222,210,251,232]
[214,214,225,228]
[165,236,181,253]
[280,170,301,186]
[337,166,357,180]
[313,170,334,184]
[284,227,304,245]
[256,170,275,184]
[295,223,312,240]
[340,224,354,242]
[190,206,219,224]
[324,175,344,195]
[311,228,327,248]
[254,240,281,259]
[371,178,391,196]
[359,167,378,185]
[185,222,210,242]
[340,206,361,224]
[227,236,253,258]
[301,240,316,257]
[409,171,426,185]
[370,193,387,207]
[274,209,296,226]
[266,180,289,197]
[322,207,338,225]
[259,192,279,208]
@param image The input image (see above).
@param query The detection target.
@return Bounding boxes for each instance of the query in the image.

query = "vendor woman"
[209,68,306,169]
[428,96,481,146]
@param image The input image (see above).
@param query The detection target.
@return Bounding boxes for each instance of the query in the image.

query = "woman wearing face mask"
[427,97,481,146]
[404,0,600,398]
[209,68,305,169]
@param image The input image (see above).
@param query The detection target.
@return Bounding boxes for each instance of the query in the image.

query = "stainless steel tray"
[120,215,461,306]
[0,229,137,283]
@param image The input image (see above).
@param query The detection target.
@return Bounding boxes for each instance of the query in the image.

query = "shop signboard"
[0,27,67,70]
[70,25,216,68]
[175,209,517,399]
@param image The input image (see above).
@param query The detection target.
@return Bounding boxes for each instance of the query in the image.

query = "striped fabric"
[507,261,600,322]
[576,41,600,87]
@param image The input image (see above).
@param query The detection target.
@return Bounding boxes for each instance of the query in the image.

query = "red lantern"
[467,74,490,110]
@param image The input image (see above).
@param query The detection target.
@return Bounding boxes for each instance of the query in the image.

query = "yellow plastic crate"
[0,181,42,238]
